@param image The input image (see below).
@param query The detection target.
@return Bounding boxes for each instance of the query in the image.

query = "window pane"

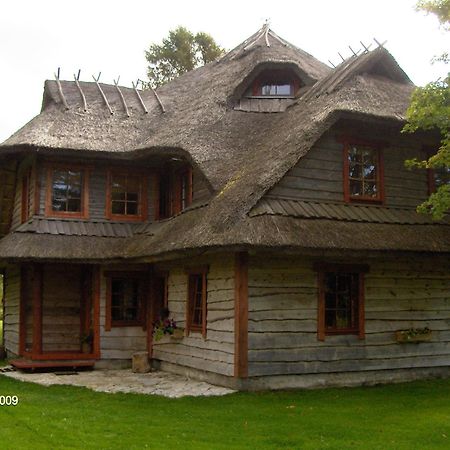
[348,145,379,199]
[51,169,83,213]
[126,202,138,215]
[276,84,291,95]
[112,201,126,215]
[110,278,141,322]
[112,191,126,202]
[350,180,362,196]
[67,198,81,212]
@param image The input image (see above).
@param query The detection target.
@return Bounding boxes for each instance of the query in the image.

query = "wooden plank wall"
[248,255,450,377]
[152,255,235,376]
[99,267,147,360]
[10,158,35,230]
[266,131,429,208]
[41,265,81,352]
[0,159,18,236]
[3,265,21,355]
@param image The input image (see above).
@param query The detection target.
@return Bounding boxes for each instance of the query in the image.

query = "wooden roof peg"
[338,52,346,63]
[360,41,372,53]
[114,77,130,117]
[328,60,336,68]
[54,69,70,110]
[74,72,88,112]
[140,79,165,114]
[264,22,270,47]
[374,38,387,49]
[349,46,360,57]
[132,81,148,114]
[92,73,114,115]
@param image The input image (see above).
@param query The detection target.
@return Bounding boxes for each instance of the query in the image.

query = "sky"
[1,0,449,142]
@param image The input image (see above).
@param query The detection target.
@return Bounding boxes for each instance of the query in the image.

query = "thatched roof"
[1,26,447,261]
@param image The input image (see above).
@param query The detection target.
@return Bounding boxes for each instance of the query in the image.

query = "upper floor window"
[343,141,384,203]
[45,166,89,218]
[106,171,148,221]
[427,152,450,194]
[248,70,301,98]
[157,167,193,220]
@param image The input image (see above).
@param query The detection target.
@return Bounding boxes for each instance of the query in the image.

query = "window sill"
[110,321,143,328]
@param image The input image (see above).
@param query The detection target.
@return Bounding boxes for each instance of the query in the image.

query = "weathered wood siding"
[11,158,35,230]
[3,265,20,355]
[152,255,235,376]
[248,255,450,377]
[99,267,147,360]
[266,131,429,208]
[41,265,81,352]
[0,159,18,236]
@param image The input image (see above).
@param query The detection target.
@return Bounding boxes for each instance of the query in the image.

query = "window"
[45,166,89,218]
[315,264,367,341]
[249,70,301,98]
[343,141,384,203]
[427,162,450,194]
[106,171,148,221]
[157,167,193,220]
[186,268,208,337]
[105,273,146,329]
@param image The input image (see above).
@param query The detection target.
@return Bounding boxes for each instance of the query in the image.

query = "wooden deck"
[10,359,95,371]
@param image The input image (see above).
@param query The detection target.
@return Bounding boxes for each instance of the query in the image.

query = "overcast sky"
[1,0,448,142]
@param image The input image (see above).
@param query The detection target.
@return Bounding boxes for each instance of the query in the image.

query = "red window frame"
[185,267,208,338]
[106,170,148,221]
[45,165,90,219]
[315,263,368,341]
[104,271,147,330]
[21,167,33,223]
[425,148,450,195]
[342,138,385,204]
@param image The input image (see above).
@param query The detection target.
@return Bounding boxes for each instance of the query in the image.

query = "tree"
[403,0,450,219]
[145,26,225,88]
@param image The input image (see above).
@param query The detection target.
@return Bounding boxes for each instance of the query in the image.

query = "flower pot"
[395,329,432,343]
[171,328,185,340]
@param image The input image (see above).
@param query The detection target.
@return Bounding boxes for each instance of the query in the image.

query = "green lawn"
[0,375,449,449]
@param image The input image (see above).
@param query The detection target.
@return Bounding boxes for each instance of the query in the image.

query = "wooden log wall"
[266,129,429,208]
[0,160,18,236]
[152,254,235,376]
[41,265,81,352]
[248,255,450,377]
[99,267,147,360]
[3,265,21,355]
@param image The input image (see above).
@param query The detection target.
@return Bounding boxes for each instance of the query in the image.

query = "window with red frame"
[316,264,367,341]
[344,142,384,203]
[186,270,207,337]
[157,167,192,219]
[45,166,88,218]
[107,171,147,220]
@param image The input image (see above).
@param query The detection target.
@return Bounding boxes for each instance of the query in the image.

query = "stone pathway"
[1,368,235,398]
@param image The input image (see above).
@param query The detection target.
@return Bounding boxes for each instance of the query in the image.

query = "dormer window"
[249,70,301,98]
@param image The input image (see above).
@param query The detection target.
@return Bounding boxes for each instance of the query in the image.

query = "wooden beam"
[234,252,248,378]
[92,266,101,357]
[31,265,43,357]
[19,267,28,355]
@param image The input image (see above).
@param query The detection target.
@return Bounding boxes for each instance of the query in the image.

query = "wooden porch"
[10,358,95,371]
[18,263,101,364]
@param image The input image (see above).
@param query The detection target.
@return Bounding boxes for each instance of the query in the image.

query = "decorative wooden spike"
[132,81,148,114]
[349,45,359,57]
[74,74,88,112]
[328,59,336,69]
[338,52,346,62]
[54,72,70,110]
[243,26,266,51]
[264,23,270,47]
[92,74,113,115]
[267,30,290,48]
[374,38,387,48]
[150,85,166,113]
[76,69,81,81]
[360,41,371,53]
[114,79,130,117]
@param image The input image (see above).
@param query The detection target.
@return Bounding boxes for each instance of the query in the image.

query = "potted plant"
[395,327,432,343]
[153,317,181,341]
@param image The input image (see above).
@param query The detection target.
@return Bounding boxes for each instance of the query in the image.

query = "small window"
[106,171,148,221]
[428,164,450,194]
[45,166,89,218]
[186,269,207,337]
[343,141,384,203]
[316,264,367,341]
[105,274,146,329]
[249,70,300,98]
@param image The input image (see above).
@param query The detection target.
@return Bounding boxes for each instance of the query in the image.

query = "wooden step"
[10,359,95,371]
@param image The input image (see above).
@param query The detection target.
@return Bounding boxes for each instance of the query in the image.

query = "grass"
[0,375,449,449]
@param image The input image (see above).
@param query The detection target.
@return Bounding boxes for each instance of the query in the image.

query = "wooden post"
[147,266,154,357]
[92,266,101,358]
[19,266,28,356]
[234,252,248,378]
[31,264,43,357]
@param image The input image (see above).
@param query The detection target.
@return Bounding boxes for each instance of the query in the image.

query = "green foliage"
[416,0,450,28]
[145,26,225,88]
[403,1,450,219]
